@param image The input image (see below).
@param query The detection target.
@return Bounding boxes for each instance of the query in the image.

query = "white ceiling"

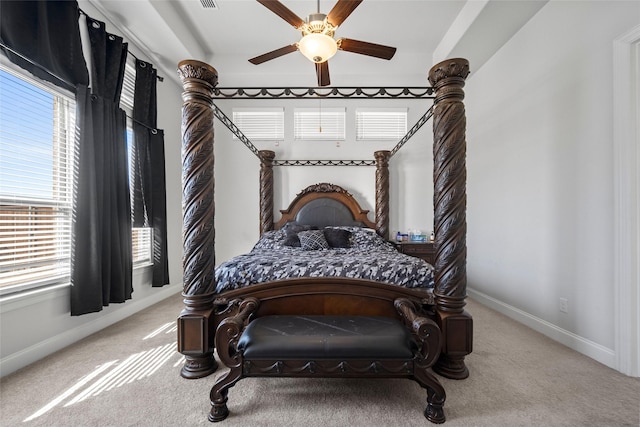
[83,0,547,88]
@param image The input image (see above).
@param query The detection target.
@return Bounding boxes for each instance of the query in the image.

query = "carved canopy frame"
[176,58,472,381]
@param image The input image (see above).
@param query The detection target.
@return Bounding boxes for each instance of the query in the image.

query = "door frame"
[613,24,640,377]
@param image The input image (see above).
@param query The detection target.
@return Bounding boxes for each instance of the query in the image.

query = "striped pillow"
[298,230,329,250]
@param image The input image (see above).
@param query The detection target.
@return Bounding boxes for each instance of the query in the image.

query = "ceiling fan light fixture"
[250,0,395,84]
[298,33,337,63]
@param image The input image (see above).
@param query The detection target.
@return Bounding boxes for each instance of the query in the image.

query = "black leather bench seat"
[238,315,415,360]
[210,299,446,424]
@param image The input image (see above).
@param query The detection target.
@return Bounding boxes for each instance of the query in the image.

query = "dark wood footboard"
[211,278,435,325]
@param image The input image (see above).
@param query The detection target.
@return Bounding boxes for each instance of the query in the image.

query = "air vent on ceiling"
[199,0,219,9]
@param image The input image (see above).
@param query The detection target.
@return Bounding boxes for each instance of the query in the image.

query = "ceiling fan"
[249,0,397,86]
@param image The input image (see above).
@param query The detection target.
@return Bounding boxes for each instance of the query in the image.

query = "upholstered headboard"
[273,183,377,231]
[293,197,364,228]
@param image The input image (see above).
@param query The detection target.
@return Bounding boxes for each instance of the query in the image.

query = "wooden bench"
[209,297,446,424]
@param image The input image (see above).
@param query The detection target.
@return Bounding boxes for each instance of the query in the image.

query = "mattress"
[215,226,434,293]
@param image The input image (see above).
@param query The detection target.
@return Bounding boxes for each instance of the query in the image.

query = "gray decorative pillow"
[282,221,315,235]
[298,229,329,250]
[323,227,351,248]
[326,226,384,249]
[283,234,301,247]
[282,222,316,247]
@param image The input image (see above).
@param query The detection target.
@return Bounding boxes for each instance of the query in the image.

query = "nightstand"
[393,241,436,265]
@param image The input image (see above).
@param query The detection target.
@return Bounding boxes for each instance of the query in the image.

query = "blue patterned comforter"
[214,227,434,293]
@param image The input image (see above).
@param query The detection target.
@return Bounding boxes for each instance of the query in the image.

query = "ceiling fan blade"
[316,61,330,86]
[257,0,304,28]
[338,38,397,60]
[327,0,363,27]
[249,44,298,65]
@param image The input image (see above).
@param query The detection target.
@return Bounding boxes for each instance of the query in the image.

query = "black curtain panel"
[70,17,132,315]
[0,0,88,91]
[132,59,169,287]
[150,129,169,287]
[131,60,155,227]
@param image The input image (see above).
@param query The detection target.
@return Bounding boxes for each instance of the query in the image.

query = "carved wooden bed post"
[259,150,275,234]
[176,60,219,379]
[428,58,473,379]
[375,150,390,239]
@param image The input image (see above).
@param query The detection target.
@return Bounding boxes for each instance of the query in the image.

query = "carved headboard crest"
[297,183,351,197]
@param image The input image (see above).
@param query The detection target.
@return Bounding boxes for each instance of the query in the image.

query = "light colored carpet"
[1,293,638,427]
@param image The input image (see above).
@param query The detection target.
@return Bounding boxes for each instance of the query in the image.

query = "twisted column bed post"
[428,58,473,379]
[176,60,219,379]
[375,150,390,240]
[259,150,275,234]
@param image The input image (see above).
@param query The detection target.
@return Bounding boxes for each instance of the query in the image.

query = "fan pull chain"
[319,98,322,133]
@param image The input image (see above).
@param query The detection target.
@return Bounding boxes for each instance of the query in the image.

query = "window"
[0,58,153,295]
[232,108,284,141]
[356,108,408,140]
[121,58,152,266]
[0,66,75,294]
[294,107,345,140]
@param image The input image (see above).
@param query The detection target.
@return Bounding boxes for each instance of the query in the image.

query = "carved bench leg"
[210,298,259,422]
[425,385,446,424]
[414,367,446,424]
[395,298,447,423]
[209,366,243,422]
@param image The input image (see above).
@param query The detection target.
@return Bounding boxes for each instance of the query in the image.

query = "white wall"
[464,0,640,369]
[0,5,185,377]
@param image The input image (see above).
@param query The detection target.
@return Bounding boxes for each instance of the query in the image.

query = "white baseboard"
[0,284,182,377]
[467,287,616,370]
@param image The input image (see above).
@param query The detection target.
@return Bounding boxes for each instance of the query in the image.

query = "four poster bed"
[176,58,472,423]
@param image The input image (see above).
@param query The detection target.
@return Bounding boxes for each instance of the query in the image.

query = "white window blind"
[132,226,152,264]
[0,66,75,293]
[232,108,284,141]
[356,108,408,140]
[120,59,136,114]
[121,58,152,265]
[294,107,345,140]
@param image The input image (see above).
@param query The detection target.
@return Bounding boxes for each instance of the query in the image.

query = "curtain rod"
[0,42,75,89]
[78,7,164,82]
[128,52,164,82]
[1,42,158,133]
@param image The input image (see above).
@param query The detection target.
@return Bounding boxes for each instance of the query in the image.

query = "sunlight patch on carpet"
[143,322,176,340]
[22,361,117,422]
[23,344,183,422]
